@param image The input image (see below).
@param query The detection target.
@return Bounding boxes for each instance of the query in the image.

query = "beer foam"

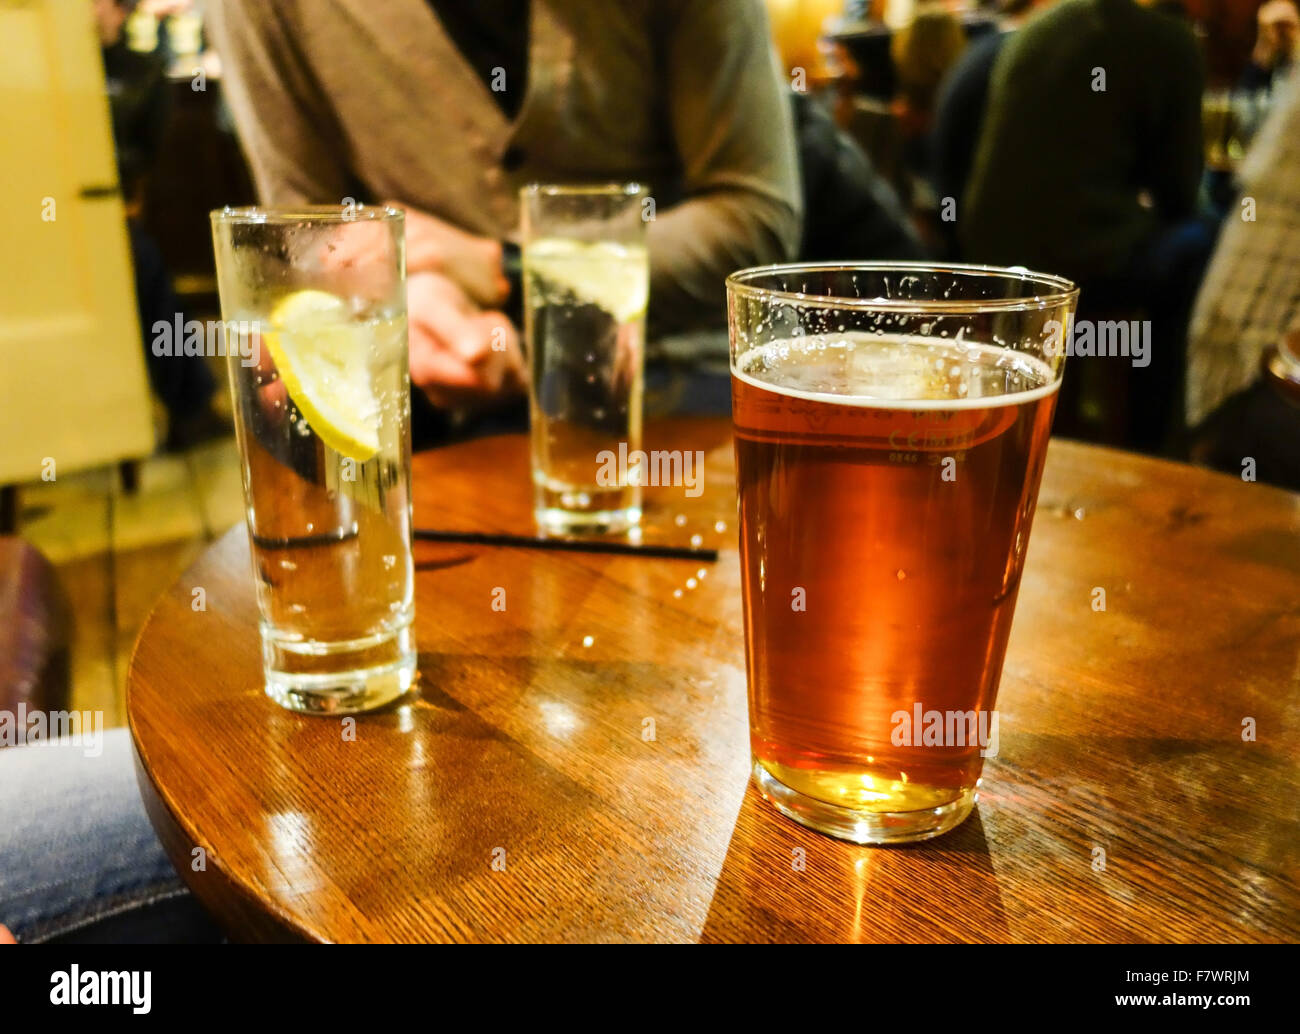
[733,333,1059,411]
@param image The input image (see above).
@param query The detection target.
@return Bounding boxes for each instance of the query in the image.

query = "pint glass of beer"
[728,263,1078,843]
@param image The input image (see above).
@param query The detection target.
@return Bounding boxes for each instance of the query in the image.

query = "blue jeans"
[0,729,221,943]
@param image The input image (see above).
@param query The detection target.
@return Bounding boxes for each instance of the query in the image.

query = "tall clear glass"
[210,206,415,714]
[521,183,649,534]
[727,263,1079,843]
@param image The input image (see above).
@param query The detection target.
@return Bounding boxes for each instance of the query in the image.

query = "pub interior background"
[0,0,1296,947]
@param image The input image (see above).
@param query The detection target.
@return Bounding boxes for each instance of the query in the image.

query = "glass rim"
[209,204,404,225]
[521,182,647,199]
[726,261,1079,314]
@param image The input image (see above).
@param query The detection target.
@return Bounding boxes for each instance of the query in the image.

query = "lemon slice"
[526,238,649,323]
[263,290,380,463]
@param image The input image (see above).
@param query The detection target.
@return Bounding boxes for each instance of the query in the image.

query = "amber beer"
[728,264,1076,844]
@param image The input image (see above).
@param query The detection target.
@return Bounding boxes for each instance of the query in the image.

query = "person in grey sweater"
[206,0,802,426]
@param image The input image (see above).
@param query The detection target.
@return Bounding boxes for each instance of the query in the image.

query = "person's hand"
[0,924,16,944]
[317,217,402,303]
[407,272,526,411]
[1253,0,1300,70]
[387,202,509,310]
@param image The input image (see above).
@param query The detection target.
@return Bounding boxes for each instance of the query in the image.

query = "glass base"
[751,758,977,844]
[535,505,642,536]
[262,623,416,715]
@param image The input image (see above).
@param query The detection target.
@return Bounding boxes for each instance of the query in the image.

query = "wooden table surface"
[127,418,1300,942]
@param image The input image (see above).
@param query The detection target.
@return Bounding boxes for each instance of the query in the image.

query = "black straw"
[414,528,719,562]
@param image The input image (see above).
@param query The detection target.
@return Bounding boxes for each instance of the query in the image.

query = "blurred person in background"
[961,0,1211,452]
[205,0,802,443]
[889,2,967,182]
[94,0,225,450]
[1239,0,1299,94]
[97,0,168,187]
[1185,75,1300,489]
[928,0,1053,257]
[791,91,929,263]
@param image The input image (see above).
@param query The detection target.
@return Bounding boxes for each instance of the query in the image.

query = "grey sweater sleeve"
[205,0,351,204]
[647,0,803,333]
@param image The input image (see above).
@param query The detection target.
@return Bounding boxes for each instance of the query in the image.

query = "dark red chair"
[0,537,70,745]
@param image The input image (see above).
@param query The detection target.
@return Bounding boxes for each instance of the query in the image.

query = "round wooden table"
[127,419,1300,942]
